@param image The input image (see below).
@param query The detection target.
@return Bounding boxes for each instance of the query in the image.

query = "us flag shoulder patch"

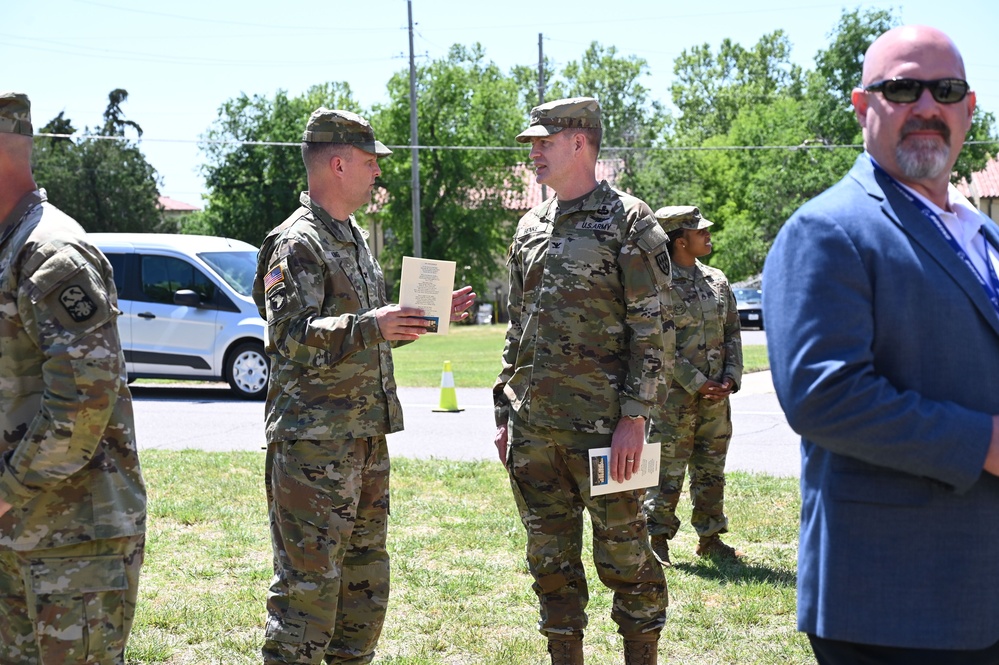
[263,266,284,292]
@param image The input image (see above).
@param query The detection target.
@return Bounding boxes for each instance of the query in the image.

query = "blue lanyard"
[871,157,999,316]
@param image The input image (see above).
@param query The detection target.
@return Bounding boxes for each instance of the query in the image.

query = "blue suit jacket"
[763,154,999,649]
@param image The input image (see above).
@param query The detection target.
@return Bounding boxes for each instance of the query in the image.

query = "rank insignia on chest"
[548,238,565,255]
[59,285,97,322]
[263,266,285,293]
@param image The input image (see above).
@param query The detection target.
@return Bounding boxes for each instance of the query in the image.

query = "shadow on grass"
[672,559,797,587]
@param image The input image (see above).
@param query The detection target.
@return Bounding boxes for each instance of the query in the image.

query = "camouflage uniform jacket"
[0,190,146,551]
[668,260,743,395]
[253,192,403,443]
[494,181,673,433]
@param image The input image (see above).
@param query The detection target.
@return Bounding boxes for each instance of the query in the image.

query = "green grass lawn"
[128,451,807,664]
[393,323,769,388]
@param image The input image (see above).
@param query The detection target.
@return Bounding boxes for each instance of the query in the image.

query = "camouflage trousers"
[0,534,144,665]
[506,413,667,640]
[644,386,733,539]
[262,437,390,665]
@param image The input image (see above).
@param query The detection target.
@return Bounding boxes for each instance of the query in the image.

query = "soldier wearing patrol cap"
[0,92,146,664]
[643,205,744,568]
[253,108,474,664]
[494,96,673,665]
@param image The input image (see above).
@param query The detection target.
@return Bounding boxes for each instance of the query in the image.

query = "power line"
[34,132,999,151]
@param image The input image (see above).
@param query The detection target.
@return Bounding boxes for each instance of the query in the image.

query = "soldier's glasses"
[863,78,970,104]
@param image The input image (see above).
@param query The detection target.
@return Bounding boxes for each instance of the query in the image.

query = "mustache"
[900,117,951,143]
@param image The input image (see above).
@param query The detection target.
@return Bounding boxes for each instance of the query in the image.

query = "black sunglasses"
[863,77,970,104]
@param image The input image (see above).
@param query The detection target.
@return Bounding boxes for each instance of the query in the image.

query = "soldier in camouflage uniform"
[0,92,146,665]
[644,206,743,566]
[253,108,474,665]
[493,97,673,665]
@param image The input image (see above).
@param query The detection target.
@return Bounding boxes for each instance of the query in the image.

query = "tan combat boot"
[696,534,744,561]
[624,639,658,665]
[547,634,584,665]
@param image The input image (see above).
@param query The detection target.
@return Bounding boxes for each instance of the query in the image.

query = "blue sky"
[4,0,997,206]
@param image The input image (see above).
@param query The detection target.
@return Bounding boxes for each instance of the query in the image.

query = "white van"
[90,233,268,399]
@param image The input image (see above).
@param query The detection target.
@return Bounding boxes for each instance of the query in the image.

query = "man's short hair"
[301,141,354,173]
[574,126,602,154]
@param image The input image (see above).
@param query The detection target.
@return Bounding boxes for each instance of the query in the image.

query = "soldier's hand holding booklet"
[399,256,456,335]
[589,442,661,496]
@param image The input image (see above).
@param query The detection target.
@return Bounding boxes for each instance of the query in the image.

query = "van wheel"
[226,342,268,400]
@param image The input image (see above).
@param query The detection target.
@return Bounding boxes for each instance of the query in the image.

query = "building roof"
[957,156,999,200]
[157,195,201,212]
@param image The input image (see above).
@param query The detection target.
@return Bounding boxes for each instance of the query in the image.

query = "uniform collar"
[0,189,45,251]
[299,191,366,244]
[671,260,702,281]
[543,180,615,221]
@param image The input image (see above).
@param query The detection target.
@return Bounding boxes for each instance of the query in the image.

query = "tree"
[32,89,162,233]
[372,44,524,297]
[670,31,804,143]
[702,98,859,279]
[804,8,895,146]
[102,88,144,138]
[556,43,667,150]
[200,83,359,245]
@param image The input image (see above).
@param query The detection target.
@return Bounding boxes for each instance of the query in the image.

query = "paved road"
[130,366,801,477]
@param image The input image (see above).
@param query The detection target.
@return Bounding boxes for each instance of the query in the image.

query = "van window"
[140,256,216,305]
[104,252,127,293]
[199,250,256,297]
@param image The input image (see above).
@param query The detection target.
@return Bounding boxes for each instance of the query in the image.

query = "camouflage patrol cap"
[515,96,601,143]
[0,92,32,136]
[655,205,714,234]
[302,108,391,156]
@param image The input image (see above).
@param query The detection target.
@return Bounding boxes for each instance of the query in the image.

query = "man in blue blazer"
[764,25,999,664]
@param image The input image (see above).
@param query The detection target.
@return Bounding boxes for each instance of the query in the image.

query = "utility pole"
[538,33,547,202]
[408,0,422,257]
[537,33,545,106]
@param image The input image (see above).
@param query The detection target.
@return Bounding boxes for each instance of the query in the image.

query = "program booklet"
[589,442,661,496]
[399,256,457,335]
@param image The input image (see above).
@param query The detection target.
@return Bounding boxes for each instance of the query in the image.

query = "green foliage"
[804,8,895,145]
[199,83,360,246]
[31,90,162,233]
[699,98,860,279]
[670,31,804,142]
[372,44,524,297]
[556,42,667,150]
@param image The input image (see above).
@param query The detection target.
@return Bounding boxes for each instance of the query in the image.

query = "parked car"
[91,233,268,399]
[733,287,764,330]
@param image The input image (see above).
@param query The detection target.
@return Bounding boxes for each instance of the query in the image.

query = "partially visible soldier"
[253,108,474,664]
[493,97,673,665]
[0,92,146,664]
[643,206,743,566]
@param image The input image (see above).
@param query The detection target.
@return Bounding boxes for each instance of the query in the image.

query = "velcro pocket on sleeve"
[635,222,672,288]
